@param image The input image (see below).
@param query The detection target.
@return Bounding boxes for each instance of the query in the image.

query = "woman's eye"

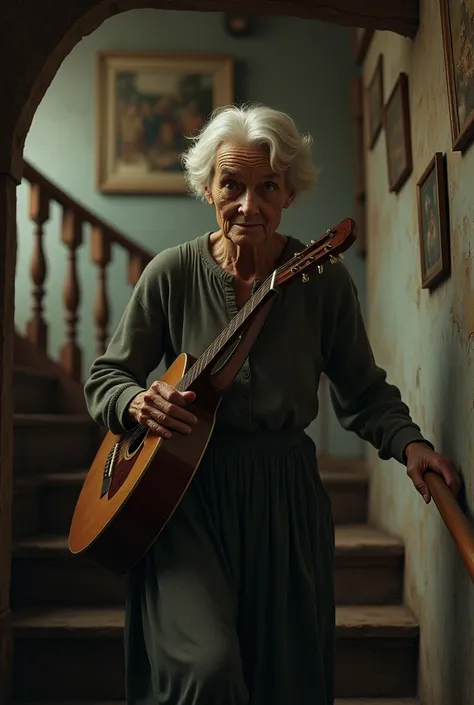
[223,181,237,190]
[264,182,277,191]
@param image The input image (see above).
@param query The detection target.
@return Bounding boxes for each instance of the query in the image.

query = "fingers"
[408,455,462,505]
[416,475,431,504]
[142,382,198,437]
[151,380,196,406]
[407,467,431,504]
[431,457,462,496]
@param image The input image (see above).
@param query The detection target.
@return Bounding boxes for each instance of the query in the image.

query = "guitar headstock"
[275,217,357,287]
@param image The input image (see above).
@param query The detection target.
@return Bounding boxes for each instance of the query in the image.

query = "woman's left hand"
[405,442,462,503]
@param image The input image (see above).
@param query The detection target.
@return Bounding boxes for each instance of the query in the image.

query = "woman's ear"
[284,191,295,209]
[204,185,214,205]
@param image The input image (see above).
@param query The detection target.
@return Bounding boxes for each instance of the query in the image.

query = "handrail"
[425,471,474,583]
[22,160,154,263]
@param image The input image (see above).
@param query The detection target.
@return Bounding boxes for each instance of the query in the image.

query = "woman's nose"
[238,190,260,216]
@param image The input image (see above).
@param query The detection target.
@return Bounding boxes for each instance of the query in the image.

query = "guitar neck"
[174,217,357,393]
[176,272,277,392]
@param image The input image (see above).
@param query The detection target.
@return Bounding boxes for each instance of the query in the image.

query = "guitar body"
[69,352,222,575]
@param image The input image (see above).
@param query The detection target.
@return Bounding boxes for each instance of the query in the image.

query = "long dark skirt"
[125,428,335,705]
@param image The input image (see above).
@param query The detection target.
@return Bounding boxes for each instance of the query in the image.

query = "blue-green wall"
[17,9,364,456]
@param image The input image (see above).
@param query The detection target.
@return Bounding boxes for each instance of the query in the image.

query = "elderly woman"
[84,104,459,705]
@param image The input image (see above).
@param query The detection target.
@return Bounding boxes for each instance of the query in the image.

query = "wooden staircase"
[10,357,420,704]
[9,160,421,704]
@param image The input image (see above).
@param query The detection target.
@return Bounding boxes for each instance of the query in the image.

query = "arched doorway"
[0,1,418,699]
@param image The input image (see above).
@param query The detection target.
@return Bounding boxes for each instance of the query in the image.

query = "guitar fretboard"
[175,274,274,391]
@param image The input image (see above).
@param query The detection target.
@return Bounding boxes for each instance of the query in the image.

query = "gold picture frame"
[384,73,413,193]
[96,51,234,195]
[367,54,384,149]
[416,152,451,290]
[440,0,474,153]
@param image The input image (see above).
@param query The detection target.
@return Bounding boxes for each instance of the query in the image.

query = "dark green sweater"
[84,232,430,464]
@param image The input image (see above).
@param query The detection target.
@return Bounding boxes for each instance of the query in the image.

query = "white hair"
[181,103,317,200]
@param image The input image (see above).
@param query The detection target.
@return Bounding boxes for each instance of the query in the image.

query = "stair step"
[11,534,126,606]
[12,605,418,699]
[335,606,419,698]
[12,475,42,539]
[336,701,419,704]
[13,366,59,414]
[319,456,368,474]
[12,607,124,700]
[13,462,369,540]
[14,414,99,475]
[13,701,420,705]
[13,471,89,537]
[335,525,404,604]
[320,468,368,524]
[11,524,404,607]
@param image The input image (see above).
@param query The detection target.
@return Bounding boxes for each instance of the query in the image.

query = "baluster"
[26,183,50,351]
[128,251,148,287]
[60,209,83,381]
[91,226,112,356]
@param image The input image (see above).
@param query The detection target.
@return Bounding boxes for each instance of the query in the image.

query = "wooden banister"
[425,471,474,583]
[22,161,153,262]
[20,159,154,380]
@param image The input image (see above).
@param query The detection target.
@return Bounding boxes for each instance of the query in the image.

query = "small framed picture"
[440,0,474,152]
[367,55,384,149]
[416,152,451,290]
[352,28,375,65]
[384,72,413,193]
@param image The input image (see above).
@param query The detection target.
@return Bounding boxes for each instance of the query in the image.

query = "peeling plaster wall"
[364,2,474,703]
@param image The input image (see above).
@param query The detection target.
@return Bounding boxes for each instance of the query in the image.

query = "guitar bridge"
[100,442,119,498]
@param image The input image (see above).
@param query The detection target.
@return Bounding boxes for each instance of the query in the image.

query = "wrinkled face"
[204,143,294,246]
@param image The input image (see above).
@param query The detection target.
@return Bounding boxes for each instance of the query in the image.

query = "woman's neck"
[209,230,287,283]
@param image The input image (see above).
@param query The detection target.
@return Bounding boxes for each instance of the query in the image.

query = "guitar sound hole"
[123,427,148,460]
[128,431,147,455]
[108,428,148,499]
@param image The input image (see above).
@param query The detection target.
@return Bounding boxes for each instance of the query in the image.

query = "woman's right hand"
[127,380,197,439]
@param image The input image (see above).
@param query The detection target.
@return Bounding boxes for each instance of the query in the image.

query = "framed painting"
[367,54,384,149]
[416,152,451,290]
[96,52,234,194]
[440,0,474,152]
[352,28,375,65]
[384,73,413,193]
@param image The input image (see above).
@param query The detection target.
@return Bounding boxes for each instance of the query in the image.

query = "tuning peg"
[329,255,338,264]
[301,273,310,283]
[339,253,345,260]
[294,251,302,257]
[317,265,324,274]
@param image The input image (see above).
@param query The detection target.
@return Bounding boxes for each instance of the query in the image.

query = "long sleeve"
[322,263,432,464]
[84,250,176,434]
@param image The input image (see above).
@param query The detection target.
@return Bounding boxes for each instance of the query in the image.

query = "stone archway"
[0,0,418,699]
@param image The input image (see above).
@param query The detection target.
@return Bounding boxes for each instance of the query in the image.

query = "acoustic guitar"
[69,218,356,574]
